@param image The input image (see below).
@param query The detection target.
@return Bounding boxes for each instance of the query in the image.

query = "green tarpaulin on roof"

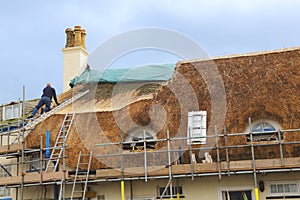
[69,64,176,87]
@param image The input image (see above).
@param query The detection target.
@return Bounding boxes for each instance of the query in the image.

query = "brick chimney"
[62,26,88,92]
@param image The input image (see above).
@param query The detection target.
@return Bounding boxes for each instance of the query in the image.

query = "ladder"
[45,112,75,172]
[71,151,93,200]
[13,90,89,143]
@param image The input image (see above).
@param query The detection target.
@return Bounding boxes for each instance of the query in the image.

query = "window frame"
[124,128,157,149]
[125,196,154,200]
[218,186,254,200]
[2,103,22,121]
[26,152,46,172]
[97,195,105,200]
[267,181,300,198]
[157,185,184,199]
[246,119,282,142]
[0,165,12,198]
[0,165,12,178]
[187,111,207,145]
[0,187,11,198]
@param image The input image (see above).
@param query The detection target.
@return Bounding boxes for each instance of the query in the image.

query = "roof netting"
[69,64,176,87]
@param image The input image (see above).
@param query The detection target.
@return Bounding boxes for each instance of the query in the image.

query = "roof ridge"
[179,46,300,64]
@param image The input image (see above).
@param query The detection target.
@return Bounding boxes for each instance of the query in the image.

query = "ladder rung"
[77,172,88,175]
[48,158,59,161]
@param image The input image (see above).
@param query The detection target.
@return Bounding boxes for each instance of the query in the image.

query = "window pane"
[290,184,298,193]
[159,186,183,197]
[262,122,275,131]
[4,188,10,196]
[277,184,284,193]
[159,188,164,195]
[5,106,13,120]
[177,186,183,194]
[0,187,11,197]
[270,183,300,195]
[284,184,290,193]
[252,122,275,132]
[0,166,12,178]
[13,105,20,118]
[270,185,277,193]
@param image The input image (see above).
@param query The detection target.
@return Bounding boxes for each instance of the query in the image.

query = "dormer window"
[246,119,281,142]
[251,122,276,132]
[124,128,156,149]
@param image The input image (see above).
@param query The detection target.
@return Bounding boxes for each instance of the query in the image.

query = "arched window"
[246,119,281,142]
[124,127,157,149]
[251,122,276,133]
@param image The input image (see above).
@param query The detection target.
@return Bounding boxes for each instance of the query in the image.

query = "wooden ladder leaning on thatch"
[70,151,93,200]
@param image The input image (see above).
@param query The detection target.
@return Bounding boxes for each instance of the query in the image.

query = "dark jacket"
[42,86,59,105]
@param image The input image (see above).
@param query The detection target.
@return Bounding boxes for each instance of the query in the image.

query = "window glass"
[246,119,281,142]
[278,184,284,193]
[0,166,12,178]
[132,132,153,142]
[269,182,299,196]
[0,165,11,197]
[270,185,277,193]
[124,128,157,149]
[4,106,12,120]
[290,184,298,193]
[221,190,252,200]
[3,103,22,120]
[0,187,11,197]
[252,122,276,132]
[284,184,290,193]
[27,153,45,171]
[158,186,183,198]
[97,195,105,200]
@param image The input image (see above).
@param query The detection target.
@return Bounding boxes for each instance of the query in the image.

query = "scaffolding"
[0,121,299,199]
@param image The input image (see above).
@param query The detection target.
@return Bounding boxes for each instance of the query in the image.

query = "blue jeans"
[32,96,51,116]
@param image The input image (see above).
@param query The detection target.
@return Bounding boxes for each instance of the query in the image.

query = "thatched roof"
[25,47,300,169]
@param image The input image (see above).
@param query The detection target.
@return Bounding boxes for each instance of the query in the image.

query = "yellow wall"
[9,171,300,200]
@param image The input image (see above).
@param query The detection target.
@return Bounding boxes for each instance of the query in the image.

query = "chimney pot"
[65,28,74,48]
[81,29,87,49]
[73,26,82,47]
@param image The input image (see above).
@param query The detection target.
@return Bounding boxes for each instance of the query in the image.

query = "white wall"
[62,46,88,92]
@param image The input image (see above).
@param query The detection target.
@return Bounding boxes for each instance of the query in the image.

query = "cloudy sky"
[1,0,300,104]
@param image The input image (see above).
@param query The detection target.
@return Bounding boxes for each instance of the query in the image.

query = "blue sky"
[1,0,300,104]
